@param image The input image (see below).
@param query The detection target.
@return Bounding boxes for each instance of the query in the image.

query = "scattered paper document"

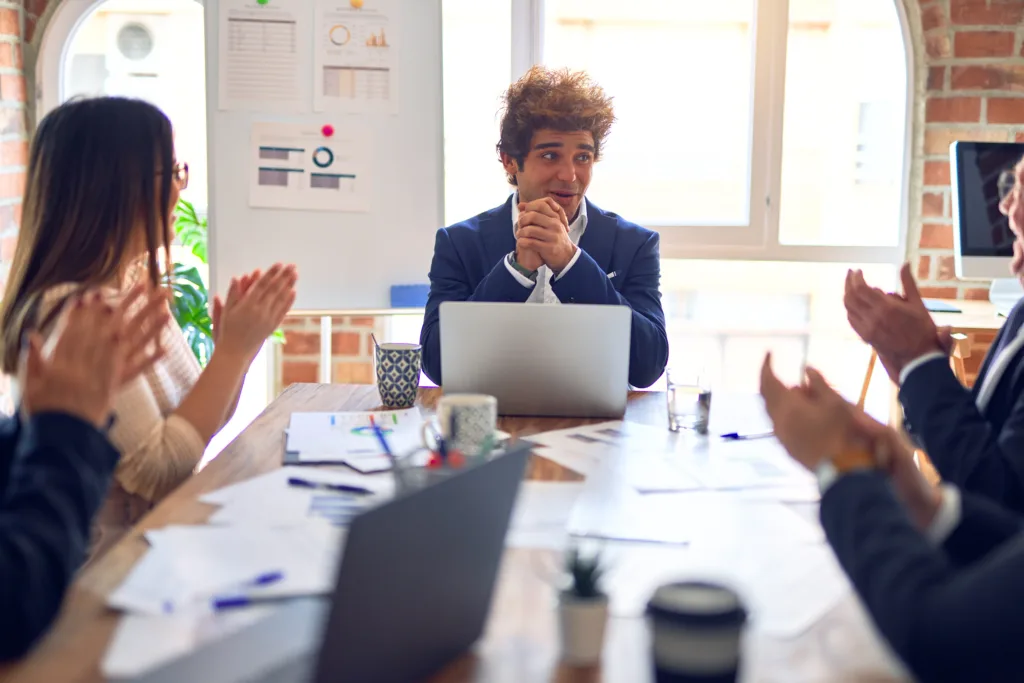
[605,534,844,638]
[506,482,584,550]
[314,0,398,113]
[201,466,392,527]
[102,607,275,679]
[218,0,307,111]
[250,122,373,213]
[285,408,421,463]
[108,523,344,616]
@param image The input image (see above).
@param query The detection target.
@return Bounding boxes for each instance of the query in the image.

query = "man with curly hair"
[420,66,669,389]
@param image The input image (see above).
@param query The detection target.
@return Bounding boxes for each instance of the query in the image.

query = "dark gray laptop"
[127,443,531,683]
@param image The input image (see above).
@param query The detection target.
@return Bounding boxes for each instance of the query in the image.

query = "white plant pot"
[558,592,609,665]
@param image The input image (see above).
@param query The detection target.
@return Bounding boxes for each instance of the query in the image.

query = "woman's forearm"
[171,349,252,443]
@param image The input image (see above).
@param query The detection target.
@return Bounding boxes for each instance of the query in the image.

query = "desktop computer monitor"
[951,140,1024,279]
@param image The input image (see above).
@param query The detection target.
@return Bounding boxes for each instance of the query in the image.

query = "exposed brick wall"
[279,315,386,391]
[0,0,31,293]
[910,0,1024,300]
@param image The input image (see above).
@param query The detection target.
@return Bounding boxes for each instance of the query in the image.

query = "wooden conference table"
[0,385,905,683]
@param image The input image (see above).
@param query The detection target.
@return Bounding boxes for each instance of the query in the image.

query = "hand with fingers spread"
[515,197,577,272]
[760,353,944,528]
[20,286,171,429]
[843,263,945,380]
[759,353,862,471]
[214,263,297,362]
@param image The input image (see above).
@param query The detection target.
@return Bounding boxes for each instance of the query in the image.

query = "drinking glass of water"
[666,368,712,434]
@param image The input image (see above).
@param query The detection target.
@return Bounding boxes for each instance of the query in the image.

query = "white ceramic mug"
[421,394,498,456]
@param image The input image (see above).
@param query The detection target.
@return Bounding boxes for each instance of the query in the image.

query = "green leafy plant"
[565,546,606,600]
[171,199,284,367]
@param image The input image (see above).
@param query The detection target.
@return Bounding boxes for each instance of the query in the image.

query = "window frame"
[516,0,914,265]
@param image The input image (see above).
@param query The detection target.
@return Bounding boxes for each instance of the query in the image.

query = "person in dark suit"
[0,286,168,660]
[843,155,1024,512]
[420,66,668,389]
[761,353,1024,683]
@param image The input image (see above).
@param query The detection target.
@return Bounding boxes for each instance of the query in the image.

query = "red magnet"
[321,124,335,137]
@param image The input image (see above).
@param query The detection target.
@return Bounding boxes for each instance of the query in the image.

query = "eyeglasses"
[998,168,1017,202]
[173,162,189,190]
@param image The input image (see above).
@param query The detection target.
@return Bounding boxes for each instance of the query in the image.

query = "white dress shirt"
[899,321,1024,412]
[503,193,587,303]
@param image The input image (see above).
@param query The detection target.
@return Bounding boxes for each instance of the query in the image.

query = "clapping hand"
[214,263,297,363]
[844,264,946,381]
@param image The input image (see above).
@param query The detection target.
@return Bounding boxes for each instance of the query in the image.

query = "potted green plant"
[559,545,609,665]
[171,199,214,366]
[170,199,283,367]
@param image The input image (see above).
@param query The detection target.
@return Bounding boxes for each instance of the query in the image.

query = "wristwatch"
[508,251,538,283]
[816,445,877,492]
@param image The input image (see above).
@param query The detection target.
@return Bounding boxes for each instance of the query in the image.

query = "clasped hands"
[760,353,943,531]
[844,263,954,382]
[513,198,578,273]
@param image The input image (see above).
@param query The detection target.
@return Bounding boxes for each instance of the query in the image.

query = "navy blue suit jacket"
[900,298,1024,513]
[419,196,669,388]
[0,413,119,660]
[822,471,1024,682]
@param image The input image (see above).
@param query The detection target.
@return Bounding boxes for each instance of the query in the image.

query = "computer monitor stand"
[989,278,1023,317]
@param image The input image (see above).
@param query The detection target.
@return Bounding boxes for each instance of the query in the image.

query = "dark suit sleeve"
[550,233,668,388]
[0,415,21,501]
[942,490,1024,566]
[0,413,119,660]
[822,471,1024,682]
[900,356,1024,509]
[420,228,533,385]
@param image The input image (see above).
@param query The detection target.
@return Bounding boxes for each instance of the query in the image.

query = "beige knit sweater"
[32,284,205,560]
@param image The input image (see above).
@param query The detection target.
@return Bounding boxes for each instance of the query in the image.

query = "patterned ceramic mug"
[421,394,498,457]
[375,342,422,409]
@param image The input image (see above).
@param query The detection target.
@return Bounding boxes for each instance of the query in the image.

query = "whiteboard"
[203,0,443,312]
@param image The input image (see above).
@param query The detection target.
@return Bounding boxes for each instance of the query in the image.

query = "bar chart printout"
[219,0,307,110]
[314,0,398,113]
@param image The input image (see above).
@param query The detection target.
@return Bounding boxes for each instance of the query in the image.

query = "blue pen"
[721,431,774,441]
[287,476,373,495]
[369,416,395,465]
[174,571,285,613]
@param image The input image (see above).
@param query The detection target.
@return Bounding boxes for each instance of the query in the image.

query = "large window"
[434,0,909,415]
[541,0,909,260]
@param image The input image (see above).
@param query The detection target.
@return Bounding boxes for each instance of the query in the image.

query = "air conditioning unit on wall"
[104,13,168,77]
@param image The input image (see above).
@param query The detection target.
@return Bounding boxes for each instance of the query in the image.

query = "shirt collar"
[511,192,588,237]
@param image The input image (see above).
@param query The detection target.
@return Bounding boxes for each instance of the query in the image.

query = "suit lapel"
[972,324,1006,397]
[976,330,1024,412]
[576,199,615,273]
[480,195,516,264]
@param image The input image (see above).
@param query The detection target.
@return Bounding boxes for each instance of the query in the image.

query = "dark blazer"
[900,299,1024,512]
[0,412,119,660]
[821,470,1024,683]
[419,196,669,388]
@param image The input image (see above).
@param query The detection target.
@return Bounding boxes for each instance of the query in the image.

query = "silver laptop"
[439,301,631,417]
[128,443,531,683]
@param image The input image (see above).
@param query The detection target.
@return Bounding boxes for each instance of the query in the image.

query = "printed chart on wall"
[250,122,372,212]
[218,0,309,111]
[314,0,398,113]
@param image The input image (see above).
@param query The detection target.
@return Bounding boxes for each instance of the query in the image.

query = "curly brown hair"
[497,66,615,185]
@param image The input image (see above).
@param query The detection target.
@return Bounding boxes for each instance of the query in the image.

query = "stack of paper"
[200,466,394,527]
[285,409,424,469]
[108,522,344,616]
